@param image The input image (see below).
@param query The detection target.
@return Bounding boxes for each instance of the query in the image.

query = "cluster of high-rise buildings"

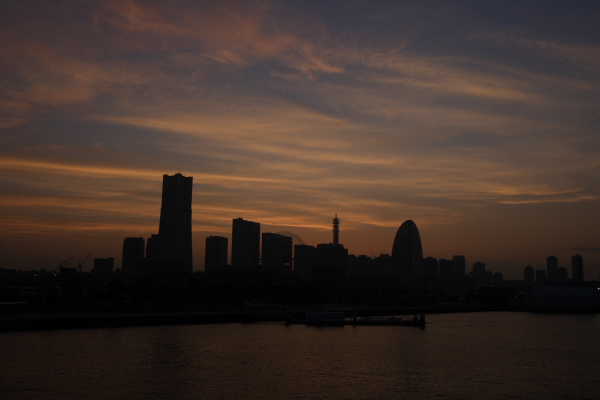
[523,254,584,284]
[121,173,194,277]
[2,173,594,309]
[118,174,585,290]
[204,215,350,284]
[119,174,422,286]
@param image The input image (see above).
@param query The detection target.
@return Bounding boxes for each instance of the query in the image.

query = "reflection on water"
[2,312,599,399]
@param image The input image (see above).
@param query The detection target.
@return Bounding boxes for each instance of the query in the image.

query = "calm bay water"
[1,312,599,400]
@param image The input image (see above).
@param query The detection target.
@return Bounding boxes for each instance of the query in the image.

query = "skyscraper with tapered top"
[146,173,193,272]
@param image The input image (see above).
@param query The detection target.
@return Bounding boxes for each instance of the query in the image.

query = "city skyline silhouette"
[1,5,599,400]
[106,173,589,286]
[0,2,599,280]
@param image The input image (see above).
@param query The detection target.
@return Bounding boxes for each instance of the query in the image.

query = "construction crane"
[48,257,73,276]
[77,254,90,273]
[61,257,73,268]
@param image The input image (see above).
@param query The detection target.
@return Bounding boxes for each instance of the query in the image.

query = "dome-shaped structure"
[391,220,423,288]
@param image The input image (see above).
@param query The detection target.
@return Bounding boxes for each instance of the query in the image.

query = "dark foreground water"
[1,312,599,400]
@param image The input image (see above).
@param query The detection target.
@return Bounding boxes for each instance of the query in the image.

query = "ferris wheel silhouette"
[275,231,306,262]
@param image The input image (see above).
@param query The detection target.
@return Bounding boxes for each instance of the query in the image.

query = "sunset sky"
[1,1,599,279]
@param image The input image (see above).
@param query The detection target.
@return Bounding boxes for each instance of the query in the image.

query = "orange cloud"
[100,0,342,76]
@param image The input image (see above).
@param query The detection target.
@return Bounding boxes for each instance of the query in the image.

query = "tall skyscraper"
[146,234,161,259]
[205,236,228,272]
[261,233,292,266]
[546,255,558,281]
[524,265,534,284]
[231,218,260,267]
[146,173,193,272]
[294,244,316,280]
[122,237,145,277]
[452,255,466,275]
[392,220,424,288]
[313,242,348,284]
[571,254,584,282]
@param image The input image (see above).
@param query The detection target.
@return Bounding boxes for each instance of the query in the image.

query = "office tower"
[571,254,584,282]
[392,220,424,288]
[439,259,453,274]
[146,234,161,259]
[546,255,558,281]
[472,262,486,273]
[231,218,260,267]
[146,173,193,272]
[333,214,340,244]
[313,242,348,284]
[294,244,316,280]
[524,265,534,284]
[205,236,228,273]
[122,237,145,277]
[316,243,348,269]
[312,214,346,280]
[423,257,438,277]
[536,269,547,283]
[261,233,292,267]
[452,255,466,275]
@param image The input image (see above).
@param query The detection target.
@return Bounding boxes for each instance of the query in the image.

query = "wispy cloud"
[472,30,600,72]
[0,1,599,277]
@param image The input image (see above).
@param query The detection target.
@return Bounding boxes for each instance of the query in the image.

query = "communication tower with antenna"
[333,214,340,244]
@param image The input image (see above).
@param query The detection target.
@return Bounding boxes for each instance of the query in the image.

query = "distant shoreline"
[1,303,597,332]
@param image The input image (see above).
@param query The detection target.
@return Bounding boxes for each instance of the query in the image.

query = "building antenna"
[333,214,340,244]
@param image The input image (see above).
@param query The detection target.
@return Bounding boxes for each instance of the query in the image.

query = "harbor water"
[1,311,599,399]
